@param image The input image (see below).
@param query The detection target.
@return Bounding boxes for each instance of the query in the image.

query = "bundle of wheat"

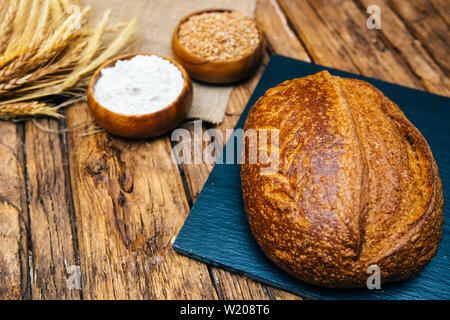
[0,0,136,120]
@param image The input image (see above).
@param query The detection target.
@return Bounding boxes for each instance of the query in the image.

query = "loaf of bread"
[241,71,444,288]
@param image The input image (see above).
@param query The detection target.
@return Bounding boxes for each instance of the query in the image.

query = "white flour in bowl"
[94,55,185,115]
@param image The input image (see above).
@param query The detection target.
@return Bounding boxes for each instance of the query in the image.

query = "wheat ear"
[0,48,39,82]
[0,0,136,119]
[0,0,30,65]
[0,2,18,55]
[0,102,62,120]
[0,38,88,93]
[3,18,137,103]
[27,5,90,70]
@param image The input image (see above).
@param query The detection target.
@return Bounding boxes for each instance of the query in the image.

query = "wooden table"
[0,0,448,300]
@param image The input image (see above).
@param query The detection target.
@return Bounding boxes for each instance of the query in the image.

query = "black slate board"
[173,55,450,300]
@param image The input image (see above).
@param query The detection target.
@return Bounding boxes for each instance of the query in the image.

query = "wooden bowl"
[87,53,193,139]
[171,9,265,84]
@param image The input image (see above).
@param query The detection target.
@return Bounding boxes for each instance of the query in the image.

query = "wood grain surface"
[0,0,448,299]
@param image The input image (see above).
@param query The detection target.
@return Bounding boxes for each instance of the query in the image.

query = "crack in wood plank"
[0,122,29,299]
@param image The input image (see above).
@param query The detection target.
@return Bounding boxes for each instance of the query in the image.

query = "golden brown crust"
[241,71,444,288]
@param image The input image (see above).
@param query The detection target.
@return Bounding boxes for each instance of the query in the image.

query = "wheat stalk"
[0,37,88,93]
[29,5,90,69]
[0,0,30,66]
[0,0,136,120]
[34,0,51,37]
[62,18,137,89]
